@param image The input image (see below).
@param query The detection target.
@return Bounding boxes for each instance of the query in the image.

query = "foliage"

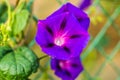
[0,0,39,79]
[0,46,38,80]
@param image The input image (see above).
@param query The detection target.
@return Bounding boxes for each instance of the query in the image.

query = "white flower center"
[54,37,64,46]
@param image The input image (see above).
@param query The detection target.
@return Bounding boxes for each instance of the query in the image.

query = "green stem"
[15,0,20,7]
[4,0,11,25]
[38,55,49,61]
[33,15,38,23]
[26,0,34,12]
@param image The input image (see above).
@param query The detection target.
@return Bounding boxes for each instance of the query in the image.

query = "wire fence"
[32,0,120,80]
[81,0,120,80]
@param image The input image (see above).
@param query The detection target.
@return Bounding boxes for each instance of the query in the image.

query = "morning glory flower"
[35,3,90,60]
[51,57,83,80]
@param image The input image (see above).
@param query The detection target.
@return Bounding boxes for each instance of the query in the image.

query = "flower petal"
[35,13,68,48]
[79,0,92,10]
[35,20,54,47]
[51,57,83,80]
[44,12,69,35]
[61,14,90,58]
[35,3,90,60]
[42,45,71,60]
[47,3,90,31]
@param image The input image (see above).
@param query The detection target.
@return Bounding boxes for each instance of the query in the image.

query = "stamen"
[54,37,64,46]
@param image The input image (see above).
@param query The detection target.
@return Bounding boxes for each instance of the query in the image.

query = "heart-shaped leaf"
[0,46,39,80]
[0,46,12,60]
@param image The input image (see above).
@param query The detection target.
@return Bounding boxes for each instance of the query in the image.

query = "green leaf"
[0,3,7,17]
[0,46,12,60]
[0,46,39,80]
[12,10,29,35]
[0,3,8,23]
[0,31,3,43]
[15,2,25,14]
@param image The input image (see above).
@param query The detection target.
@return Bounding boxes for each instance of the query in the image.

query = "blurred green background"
[0,0,120,80]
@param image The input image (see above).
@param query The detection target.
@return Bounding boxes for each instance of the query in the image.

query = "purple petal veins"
[35,3,90,60]
[48,3,90,31]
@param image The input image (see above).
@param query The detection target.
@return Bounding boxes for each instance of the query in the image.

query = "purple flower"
[48,3,90,31]
[35,3,90,60]
[79,0,92,10]
[51,57,83,80]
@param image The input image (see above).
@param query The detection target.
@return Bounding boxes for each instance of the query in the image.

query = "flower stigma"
[54,37,65,46]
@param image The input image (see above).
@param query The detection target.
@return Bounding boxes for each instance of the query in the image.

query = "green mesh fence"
[32,0,120,80]
[81,0,120,80]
